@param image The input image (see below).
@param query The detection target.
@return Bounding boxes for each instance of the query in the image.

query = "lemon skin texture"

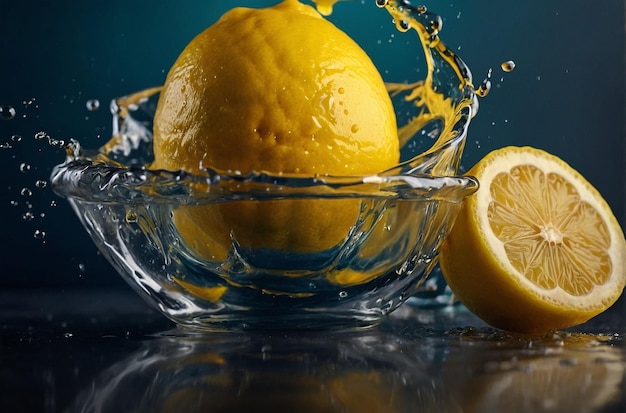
[152,0,399,260]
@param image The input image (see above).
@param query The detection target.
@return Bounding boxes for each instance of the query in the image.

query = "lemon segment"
[439,146,626,333]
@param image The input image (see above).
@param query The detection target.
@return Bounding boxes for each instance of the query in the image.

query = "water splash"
[60,1,479,180]
[377,0,479,177]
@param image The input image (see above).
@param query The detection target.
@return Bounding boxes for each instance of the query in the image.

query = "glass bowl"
[50,1,480,330]
[50,87,477,330]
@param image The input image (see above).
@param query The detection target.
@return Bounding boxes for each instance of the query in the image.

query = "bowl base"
[166,311,387,332]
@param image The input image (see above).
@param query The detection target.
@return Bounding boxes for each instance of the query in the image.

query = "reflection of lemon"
[152,0,399,260]
[439,146,626,333]
[457,340,624,412]
[161,371,413,412]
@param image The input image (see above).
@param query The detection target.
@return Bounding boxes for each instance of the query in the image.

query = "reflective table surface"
[2,288,625,413]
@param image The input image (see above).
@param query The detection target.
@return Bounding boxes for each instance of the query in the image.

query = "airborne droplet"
[0,105,16,120]
[396,19,410,32]
[476,68,493,98]
[34,131,48,141]
[33,229,46,240]
[501,60,516,72]
[86,99,100,111]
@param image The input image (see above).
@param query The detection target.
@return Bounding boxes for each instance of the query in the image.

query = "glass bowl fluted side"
[51,158,477,330]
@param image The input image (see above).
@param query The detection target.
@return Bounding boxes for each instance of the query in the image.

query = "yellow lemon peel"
[152,0,399,260]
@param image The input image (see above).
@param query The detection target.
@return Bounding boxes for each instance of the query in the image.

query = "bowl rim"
[51,157,479,205]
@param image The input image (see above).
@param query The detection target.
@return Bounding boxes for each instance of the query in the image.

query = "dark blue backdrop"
[1,0,624,303]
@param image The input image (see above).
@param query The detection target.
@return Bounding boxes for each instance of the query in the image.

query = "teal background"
[0,0,624,299]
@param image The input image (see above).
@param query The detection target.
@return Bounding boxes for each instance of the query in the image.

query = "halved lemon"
[439,146,626,333]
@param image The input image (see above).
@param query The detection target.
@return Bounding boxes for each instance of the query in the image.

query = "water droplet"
[20,188,33,197]
[476,68,493,97]
[501,60,516,72]
[0,106,16,120]
[78,263,86,272]
[19,163,31,173]
[430,16,443,34]
[351,124,360,133]
[339,291,348,298]
[11,134,22,142]
[35,180,47,189]
[50,200,57,207]
[396,19,410,32]
[86,99,100,111]
[376,0,389,7]
[33,229,46,240]
[64,332,73,338]
[22,211,35,221]
[34,131,48,140]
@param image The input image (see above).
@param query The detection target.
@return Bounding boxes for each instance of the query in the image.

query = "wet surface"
[1,1,624,411]
[1,289,624,412]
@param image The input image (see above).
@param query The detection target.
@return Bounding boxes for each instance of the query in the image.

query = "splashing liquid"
[376,0,479,176]
[101,0,483,177]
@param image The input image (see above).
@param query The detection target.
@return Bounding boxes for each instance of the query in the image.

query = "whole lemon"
[153,0,399,260]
